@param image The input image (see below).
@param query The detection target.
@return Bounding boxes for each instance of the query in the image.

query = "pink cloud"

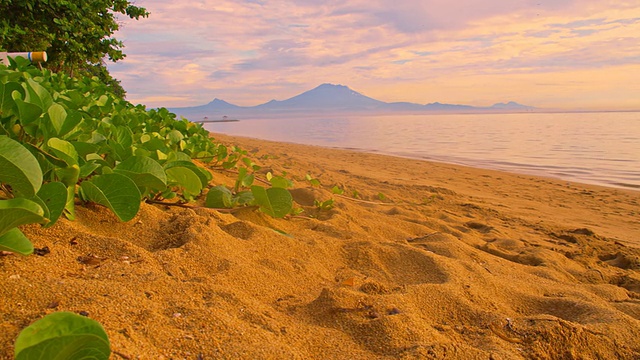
[107,0,640,110]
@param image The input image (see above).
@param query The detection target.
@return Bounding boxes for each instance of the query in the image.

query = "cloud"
[107,0,640,110]
[549,18,608,29]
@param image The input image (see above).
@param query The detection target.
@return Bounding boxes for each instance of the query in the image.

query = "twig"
[407,232,441,242]
[113,350,132,359]
[145,199,196,209]
[488,322,522,344]
[335,194,396,206]
[290,215,314,220]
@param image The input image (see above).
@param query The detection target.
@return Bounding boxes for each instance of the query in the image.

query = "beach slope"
[2,134,640,359]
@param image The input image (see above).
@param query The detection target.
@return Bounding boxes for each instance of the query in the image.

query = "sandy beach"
[2,133,640,359]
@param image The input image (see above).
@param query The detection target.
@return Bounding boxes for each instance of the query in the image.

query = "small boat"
[194,116,239,123]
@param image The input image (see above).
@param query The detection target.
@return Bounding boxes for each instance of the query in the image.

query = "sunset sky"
[107,1,640,111]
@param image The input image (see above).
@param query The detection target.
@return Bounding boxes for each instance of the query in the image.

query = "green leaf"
[64,185,76,221]
[54,165,80,187]
[71,141,100,159]
[79,161,102,178]
[58,109,83,138]
[23,78,53,110]
[0,228,34,255]
[14,311,111,360]
[114,156,167,191]
[164,160,210,188]
[114,126,133,148]
[236,190,255,206]
[166,129,184,144]
[0,136,42,197]
[268,173,293,189]
[234,167,254,191]
[107,140,131,161]
[22,143,68,168]
[305,174,321,187]
[47,103,67,135]
[165,166,203,197]
[0,198,46,237]
[37,182,68,228]
[195,166,213,183]
[47,138,79,166]
[0,81,21,115]
[205,186,234,208]
[250,186,293,218]
[12,91,42,125]
[80,173,141,222]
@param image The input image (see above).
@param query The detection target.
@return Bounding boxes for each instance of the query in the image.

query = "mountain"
[168,83,536,119]
[256,84,386,111]
[424,102,477,111]
[489,101,534,110]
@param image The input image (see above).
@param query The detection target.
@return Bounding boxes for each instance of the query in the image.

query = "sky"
[107,0,640,111]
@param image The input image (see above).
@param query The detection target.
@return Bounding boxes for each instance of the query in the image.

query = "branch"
[145,199,257,213]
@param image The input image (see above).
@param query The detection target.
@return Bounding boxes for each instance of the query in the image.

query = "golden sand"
[2,133,640,359]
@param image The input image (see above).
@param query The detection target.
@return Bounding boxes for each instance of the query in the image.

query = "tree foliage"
[0,0,148,96]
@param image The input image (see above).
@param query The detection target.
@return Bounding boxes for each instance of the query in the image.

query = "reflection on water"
[204,112,640,190]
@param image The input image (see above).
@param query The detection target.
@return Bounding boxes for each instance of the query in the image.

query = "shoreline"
[211,133,640,246]
[212,131,640,193]
[368,149,640,192]
[2,133,640,358]
[203,111,640,193]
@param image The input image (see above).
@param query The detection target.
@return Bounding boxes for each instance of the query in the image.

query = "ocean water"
[202,112,640,190]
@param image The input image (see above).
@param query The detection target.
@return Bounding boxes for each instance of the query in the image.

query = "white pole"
[0,52,48,65]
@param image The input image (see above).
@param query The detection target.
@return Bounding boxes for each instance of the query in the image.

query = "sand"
[2,133,640,359]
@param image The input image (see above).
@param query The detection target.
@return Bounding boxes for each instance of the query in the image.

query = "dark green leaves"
[14,312,111,360]
[251,186,293,218]
[0,198,47,255]
[206,186,234,208]
[1,61,297,259]
[0,136,42,197]
[80,174,141,222]
[0,81,21,115]
[165,166,203,199]
[0,228,34,256]
[114,156,167,191]
[0,198,46,235]
[37,182,68,228]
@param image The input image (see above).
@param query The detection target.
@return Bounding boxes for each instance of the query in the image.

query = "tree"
[0,0,148,96]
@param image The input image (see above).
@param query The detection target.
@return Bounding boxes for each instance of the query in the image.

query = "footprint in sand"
[342,242,449,286]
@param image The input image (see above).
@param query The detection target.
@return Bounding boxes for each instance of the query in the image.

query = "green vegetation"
[314,198,335,210]
[0,0,148,96]
[305,174,321,187]
[1,55,296,358]
[0,3,294,355]
[14,312,110,360]
[0,58,294,256]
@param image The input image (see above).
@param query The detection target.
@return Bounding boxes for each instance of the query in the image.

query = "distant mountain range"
[168,83,536,120]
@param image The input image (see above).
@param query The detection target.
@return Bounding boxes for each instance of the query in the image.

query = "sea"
[202,111,640,191]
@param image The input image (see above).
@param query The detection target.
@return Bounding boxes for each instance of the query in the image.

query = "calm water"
[203,112,640,190]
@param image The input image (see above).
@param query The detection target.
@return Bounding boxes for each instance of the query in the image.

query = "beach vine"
[0,57,293,257]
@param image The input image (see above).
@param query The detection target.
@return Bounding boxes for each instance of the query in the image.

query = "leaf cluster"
[0,60,293,256]
[0,0,148,76]
[206,169,293,218]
